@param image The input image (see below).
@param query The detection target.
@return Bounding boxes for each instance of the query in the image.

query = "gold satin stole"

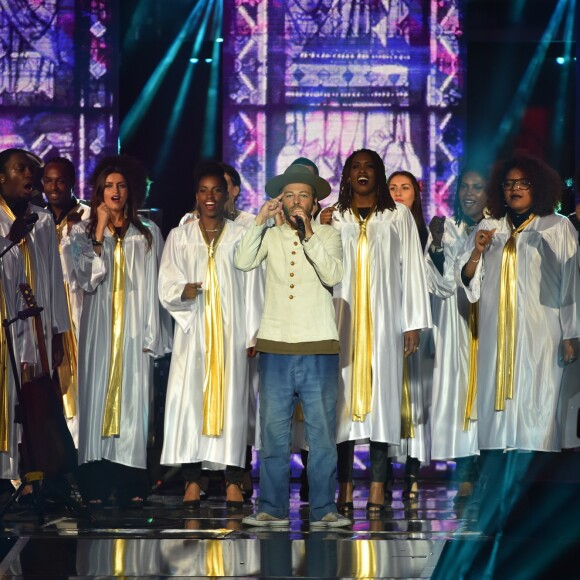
[463,301,479,430]
[102,229,126,437]
[55,216,80,418]
[350,205,376,422]
[494,214,536,411]
[400,357,415,438]
[0,279,10,451]
[201,225,226,436]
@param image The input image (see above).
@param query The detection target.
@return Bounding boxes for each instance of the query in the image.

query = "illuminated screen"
[0,0,118,199]
[223,0,464,219]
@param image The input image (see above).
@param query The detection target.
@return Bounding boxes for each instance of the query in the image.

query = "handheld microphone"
[294,215,306,235]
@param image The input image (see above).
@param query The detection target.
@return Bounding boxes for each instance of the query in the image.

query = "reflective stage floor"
[0,469,579,579]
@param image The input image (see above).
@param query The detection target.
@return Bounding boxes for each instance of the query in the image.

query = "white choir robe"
[457,214,580,452]
[331,204,432,445]
[389,329,433,464]
[179,210,261,449]
[0,240,35,479]
[426,220,479,460]
[58,203,90,336]
[0,206,70,367]
[71,219,164,469]
[158,220,262,470]
[57,202,90,446]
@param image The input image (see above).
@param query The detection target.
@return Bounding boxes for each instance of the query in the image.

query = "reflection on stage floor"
[0,474,578,578]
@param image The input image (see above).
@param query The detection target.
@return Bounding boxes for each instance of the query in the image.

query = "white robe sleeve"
[557,219,580,340]
[426,222,460,299]
[455,224,485,303]
[70,224,107,293]
[399,208,432,332]
[45,218,70,335]
[158,228,198,333]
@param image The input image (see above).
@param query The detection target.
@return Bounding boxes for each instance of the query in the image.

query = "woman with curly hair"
[320,149,431,513]
[71,155,167,507]
[459,151,579,454]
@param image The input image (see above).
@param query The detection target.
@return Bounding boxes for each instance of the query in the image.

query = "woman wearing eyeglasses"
[459,151,579,454]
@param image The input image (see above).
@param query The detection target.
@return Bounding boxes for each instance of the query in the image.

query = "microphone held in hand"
[294,215,306,235]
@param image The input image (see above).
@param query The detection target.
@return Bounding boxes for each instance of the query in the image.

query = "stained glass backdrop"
[0,0,118,199]
[223,0,464,219]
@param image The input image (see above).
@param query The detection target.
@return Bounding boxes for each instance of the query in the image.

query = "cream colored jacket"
[234,220,343,344]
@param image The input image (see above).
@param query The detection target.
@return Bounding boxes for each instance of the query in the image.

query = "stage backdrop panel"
[223,0,464,220]
[0,0,118,199]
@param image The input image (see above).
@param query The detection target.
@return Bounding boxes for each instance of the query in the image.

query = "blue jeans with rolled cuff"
[257,352,339,522]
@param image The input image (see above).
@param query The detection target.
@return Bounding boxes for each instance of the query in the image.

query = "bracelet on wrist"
[92,239,103,246]
[470,256,481,263]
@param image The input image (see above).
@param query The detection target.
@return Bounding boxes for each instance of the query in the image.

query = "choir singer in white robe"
[319,149,431,514]
[426,165,488,504]
[159,162,261,510]
[457,151,580,531]
[71,155,164,508]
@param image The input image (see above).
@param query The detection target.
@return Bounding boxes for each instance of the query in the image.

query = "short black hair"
[44,156,76,186]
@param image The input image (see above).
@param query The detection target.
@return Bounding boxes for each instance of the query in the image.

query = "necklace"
[204,228,221,232]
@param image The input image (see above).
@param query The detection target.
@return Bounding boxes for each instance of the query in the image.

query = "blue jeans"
[258,353,339,521]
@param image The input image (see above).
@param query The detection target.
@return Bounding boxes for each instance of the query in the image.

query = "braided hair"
[335,149,396,214]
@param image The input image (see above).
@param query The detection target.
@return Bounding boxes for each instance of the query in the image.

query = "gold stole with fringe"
[351,205,375,422]
[102,227,126,436]
[495,214,535,411]
[202,224,226,436]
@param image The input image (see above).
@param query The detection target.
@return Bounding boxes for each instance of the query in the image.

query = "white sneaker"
[242,512,290,527]
[310,512,352,528]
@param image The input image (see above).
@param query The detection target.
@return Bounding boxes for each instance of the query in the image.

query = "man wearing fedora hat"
[235,164,350,527]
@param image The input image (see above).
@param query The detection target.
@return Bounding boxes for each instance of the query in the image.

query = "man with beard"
[235,164,350,528]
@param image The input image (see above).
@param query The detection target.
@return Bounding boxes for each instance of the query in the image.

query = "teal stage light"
[153,0,216,175]
[491,0,569,155]
[120,2,207,145]
[556,56,566,64]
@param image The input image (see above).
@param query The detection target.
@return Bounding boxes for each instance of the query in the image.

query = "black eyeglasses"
[502,179,531,191]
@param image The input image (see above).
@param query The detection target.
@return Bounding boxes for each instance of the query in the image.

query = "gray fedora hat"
[265,164,331,200]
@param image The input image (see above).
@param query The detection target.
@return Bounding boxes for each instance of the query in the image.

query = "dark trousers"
[337,440,391,483]
[181,463,244,485]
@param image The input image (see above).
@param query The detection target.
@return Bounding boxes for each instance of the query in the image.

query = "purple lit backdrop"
[0,0,118,199]
[223,0,464,220]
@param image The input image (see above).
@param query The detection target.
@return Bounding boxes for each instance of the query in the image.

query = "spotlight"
[216,37,224,43]
[190,57,199,64]
[556,56,565,64]
[205,58,212,63]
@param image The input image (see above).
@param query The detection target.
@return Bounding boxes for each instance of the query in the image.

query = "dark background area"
[119,0,578,236]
